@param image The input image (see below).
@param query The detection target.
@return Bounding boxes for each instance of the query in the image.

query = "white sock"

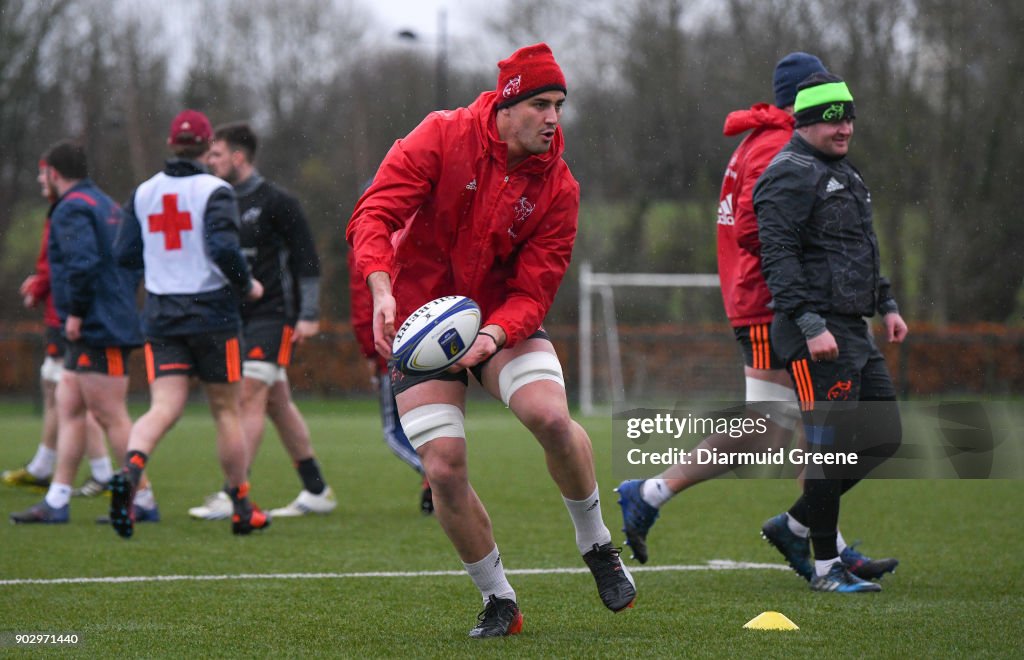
[640,478,674,508]
[44,482,73,509]
[786,513,810,539]
[836,530,848,554]
[90,456,114,484]
[27,445,57,479]
[463,546,516,604]
[134,487,156,509]
[815,557,842,577]
[563,485,613,554]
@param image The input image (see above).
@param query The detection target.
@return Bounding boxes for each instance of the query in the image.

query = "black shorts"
[64,342,132,376]
[734,323,786,370]
[45,326,67,359]
[242,319,294,366]
[781,316,896,411]
[144,331,242,384]
[389,328,550,397]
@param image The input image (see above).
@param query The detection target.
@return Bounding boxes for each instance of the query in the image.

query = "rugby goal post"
[577,261,720,416]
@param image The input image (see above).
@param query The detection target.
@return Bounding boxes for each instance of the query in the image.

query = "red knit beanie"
[495,43,566,109]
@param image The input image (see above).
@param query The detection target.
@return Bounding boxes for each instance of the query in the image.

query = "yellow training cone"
[743,611,799,631]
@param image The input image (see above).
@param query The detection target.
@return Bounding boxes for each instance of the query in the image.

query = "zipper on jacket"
[848,166,880,312]
[467,175,511,291]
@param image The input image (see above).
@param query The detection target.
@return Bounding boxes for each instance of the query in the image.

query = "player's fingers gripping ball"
[392,296,481,375]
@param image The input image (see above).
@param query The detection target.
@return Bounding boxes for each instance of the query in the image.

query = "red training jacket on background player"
[348,249,385,372]
[25,218,60,329]
[717,103,794,328]
[347,90,580,349]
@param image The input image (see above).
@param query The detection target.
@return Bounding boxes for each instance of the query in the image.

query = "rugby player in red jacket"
[616,53,898,586]
[614,53,824,564]
[347,43,635,638]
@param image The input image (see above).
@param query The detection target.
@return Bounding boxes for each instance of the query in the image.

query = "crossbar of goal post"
[577,261,721,416]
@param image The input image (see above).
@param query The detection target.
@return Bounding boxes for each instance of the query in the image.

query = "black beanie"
[793,72,856,128]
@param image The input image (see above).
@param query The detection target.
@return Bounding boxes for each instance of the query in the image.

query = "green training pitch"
[1,399,1022,658]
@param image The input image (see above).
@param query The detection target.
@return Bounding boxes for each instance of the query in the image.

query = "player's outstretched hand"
[246,279,264,301]
[807,329,839,362]
[65,315,82,342]
[292,320,320,345]
[19,274,37,297]
[367,271,396,359]
[453,325,505,371]
[20,275,39,308]
[884,312,908,343]
[372,295,396,359]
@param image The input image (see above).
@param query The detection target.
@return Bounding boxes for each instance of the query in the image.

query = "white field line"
[0,560,788,587]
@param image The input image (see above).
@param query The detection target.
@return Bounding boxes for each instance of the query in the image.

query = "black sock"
[787,496,809,527]
[226,482,251,515]
[296,457,325,495]
[788,473,860,527]
[124,450,148,488]
[803,477,843,560]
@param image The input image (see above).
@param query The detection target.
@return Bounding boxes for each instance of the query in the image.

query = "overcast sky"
[368,0,484,40]
[112,0,512,90]
[365,0,511,71]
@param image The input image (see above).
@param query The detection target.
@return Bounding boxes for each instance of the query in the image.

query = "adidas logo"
[466,179,477,191]
[825,177,845,193]
[586,498,600,512]
[717,193,735,225]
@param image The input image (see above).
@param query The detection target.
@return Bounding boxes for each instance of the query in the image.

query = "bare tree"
[914,0,1024,322]
[0,0,70,254]
[1,0,1021,324]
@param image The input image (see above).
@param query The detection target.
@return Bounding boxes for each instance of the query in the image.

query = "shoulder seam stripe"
[767,152,814,170]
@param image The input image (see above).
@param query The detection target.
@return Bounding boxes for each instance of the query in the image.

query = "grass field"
[1,398,1022,658]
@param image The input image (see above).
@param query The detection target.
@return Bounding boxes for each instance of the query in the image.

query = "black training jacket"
[235,174,321,324]
[753,134,897,321]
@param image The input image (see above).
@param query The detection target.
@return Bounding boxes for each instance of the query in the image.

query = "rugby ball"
[392,296,482,375]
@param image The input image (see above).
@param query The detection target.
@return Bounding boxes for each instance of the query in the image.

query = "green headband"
[794,81,854,113]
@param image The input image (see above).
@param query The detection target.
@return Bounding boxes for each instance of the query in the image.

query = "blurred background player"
[348,43,635,638]
[754,72,904,592]
[10,141,145,524]
[188,122,335,520]
[111,110,267,538]
[615,52,824,563]
[616,55,897,585]
[3,157,113,496]
[348,249,432,514]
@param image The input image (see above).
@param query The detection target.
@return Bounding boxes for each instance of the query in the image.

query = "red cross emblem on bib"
[148,194,192,250]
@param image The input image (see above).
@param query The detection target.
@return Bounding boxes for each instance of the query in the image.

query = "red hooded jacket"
[717,103,795,327]
[347,91,580,348]
[26,218,60,328]
[348,249,386,371]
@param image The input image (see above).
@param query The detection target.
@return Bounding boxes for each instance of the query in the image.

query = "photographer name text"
[626,447,858,466]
